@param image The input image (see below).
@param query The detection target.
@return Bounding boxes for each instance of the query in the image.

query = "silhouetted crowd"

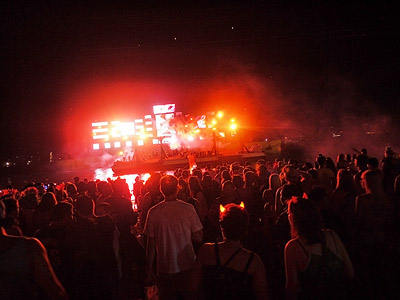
[1,146,400,300]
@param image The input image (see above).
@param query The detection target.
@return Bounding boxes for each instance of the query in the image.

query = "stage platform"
[112,152,267,175]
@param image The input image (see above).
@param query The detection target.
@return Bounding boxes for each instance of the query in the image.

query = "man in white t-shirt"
[144,175,203,300]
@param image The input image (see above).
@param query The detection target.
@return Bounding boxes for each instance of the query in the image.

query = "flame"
[240,201,245,208]
[220,204,226,213]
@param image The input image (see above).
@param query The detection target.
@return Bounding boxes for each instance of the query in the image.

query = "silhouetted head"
[160,175,179,198]
[288,197,322,244]
[219,203,249,241]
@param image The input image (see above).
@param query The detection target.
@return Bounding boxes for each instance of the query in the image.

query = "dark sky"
[1,1,399,159]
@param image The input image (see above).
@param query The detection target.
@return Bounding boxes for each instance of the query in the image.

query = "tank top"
[296,231,345,300]
[0,238,40,299]
[202,243,255,300]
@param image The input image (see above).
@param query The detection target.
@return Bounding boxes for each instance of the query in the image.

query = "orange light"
[240,202,245,208]
[230,118,235,123]
[212,119,217,125]
[217,111,224,118]
[220,204,226,213]
[230,124,237,130]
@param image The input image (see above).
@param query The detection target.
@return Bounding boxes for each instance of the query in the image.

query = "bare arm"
[250,254,270,300]
[284,241,299,300]
[30,238,68,300]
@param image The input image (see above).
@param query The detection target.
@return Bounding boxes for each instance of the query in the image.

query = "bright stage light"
[93,144,100,150]
[92,121,108,127]
[217,111,224,118]
[126,141,133,147]
[230,123,237,130]
[105,143,111,149]
[114,142,121,148]
[138,140,144,146]
[212,119,217,125]
[188,136,194,141]
[230,118,235,123]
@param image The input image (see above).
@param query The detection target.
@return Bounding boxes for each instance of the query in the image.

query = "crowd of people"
[1,146,400,299]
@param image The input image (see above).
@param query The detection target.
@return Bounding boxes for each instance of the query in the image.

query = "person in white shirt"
[144,175,203,300]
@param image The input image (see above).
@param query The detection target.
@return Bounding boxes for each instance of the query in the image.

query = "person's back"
[192,203,269,300]
[293,230,347,300]
[285,198,354,300]
[200,243,259,300]
[0,199,68,300]
[146,200,201,273]
[144,175,203,300]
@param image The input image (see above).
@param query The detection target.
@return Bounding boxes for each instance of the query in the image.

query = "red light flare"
[62,80,179,156]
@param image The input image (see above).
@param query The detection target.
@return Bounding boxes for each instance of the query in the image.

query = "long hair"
[288,197,322,244]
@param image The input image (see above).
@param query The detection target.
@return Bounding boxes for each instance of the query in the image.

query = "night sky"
[1,1,399,160]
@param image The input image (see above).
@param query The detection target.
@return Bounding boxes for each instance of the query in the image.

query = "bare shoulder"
[285,238,302,253]
[245,250,265,274]
[25,237,46,254]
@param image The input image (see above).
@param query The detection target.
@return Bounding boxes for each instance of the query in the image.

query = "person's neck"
[164,195,178,202]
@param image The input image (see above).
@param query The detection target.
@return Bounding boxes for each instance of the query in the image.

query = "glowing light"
[230,118,235,123]
[212,119,217,125]
[141,173,151,182]
[240,202,245,208]
[126,141,133,147]
[153,139,160,144]
[188,136,194,141]
[169,135,180,150]
[92,128,108,133]
[219,132,225,138]
[137,140,144,146]
[105,143,111,149]
[94,168,114,181]
[153,104,175,114]
[114,142,121,148]
[119,151,123,155]
[195,129,200,133]
[145,115,152,119]
[93,144,100,150]
[217,111,224,118]
[140,134,147,140]
[93,134,109,140]
[220,204,226,213]
[230,124,237,130]
[92,121,108,127]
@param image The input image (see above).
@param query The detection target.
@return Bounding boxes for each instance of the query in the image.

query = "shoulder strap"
[214,243,221,266]
[223,247,242,267]
[244,251,255,272]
